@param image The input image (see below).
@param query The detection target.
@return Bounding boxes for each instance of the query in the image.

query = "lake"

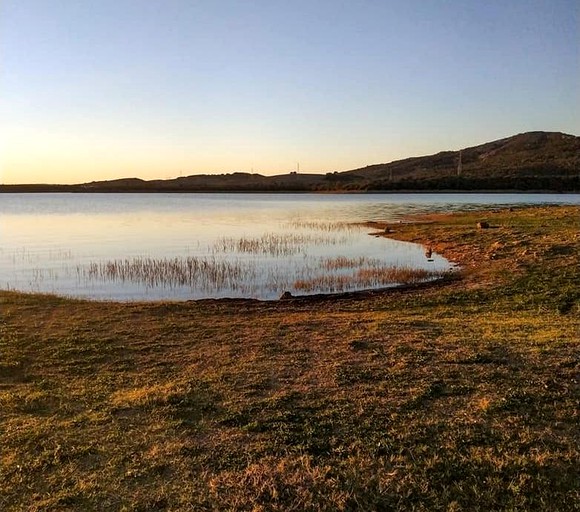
[1,192,578,301]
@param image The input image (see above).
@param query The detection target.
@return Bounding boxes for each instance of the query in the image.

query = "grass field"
[1,205,579,511]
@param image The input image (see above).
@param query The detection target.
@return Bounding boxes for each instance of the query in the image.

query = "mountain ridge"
[2,131,579,192]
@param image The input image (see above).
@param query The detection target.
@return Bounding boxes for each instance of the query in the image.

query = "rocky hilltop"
[3,131,579,192]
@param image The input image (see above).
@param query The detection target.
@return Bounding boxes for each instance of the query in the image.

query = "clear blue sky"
[1,0,578,184]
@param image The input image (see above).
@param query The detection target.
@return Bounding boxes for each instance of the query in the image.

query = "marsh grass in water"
[294,266,446,293]
[283,219,361,232]
[321,256,381,269]
[68,225,451,298]
[5,216,449,299]
[78,256,252,291]
[74,255,446,297]
[212,232,350,257]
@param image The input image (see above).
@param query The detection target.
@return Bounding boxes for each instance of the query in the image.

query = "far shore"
[1,185,579,194]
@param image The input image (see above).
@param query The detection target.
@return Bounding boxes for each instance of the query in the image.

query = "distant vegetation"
[2,131,579,192]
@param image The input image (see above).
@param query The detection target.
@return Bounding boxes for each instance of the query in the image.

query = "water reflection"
[1,193,577,300]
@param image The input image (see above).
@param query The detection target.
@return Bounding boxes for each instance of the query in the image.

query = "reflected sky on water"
[1,193,578,300]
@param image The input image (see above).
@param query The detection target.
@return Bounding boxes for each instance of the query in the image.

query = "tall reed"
[320,256,382,270]
[213,233,349,257]
[283,220,360,232]
[294,266,446,293]
[78,256,253,291]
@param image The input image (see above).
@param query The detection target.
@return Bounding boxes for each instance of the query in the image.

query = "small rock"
[477,221,490,229]
[279,291,293,300]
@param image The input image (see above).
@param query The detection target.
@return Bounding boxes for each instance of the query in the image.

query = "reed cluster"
[78,256,252,291]
[320,256,382,270]
[73,257,447,297]
[294,265,445,293]
[283,220,359,232]
[356,266,441,284]
[213,233,348,257]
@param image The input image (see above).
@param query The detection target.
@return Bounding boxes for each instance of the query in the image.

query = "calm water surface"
[1,193,578,300]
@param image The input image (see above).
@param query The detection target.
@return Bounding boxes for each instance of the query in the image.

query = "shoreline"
[1,187,580,194]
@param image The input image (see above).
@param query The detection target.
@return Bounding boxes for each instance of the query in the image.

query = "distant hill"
[2,131,579,192]
[339,131,580,191]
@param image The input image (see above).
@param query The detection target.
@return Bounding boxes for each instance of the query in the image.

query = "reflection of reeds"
[294,266,446,293]
[78,257,252,290]
[8,248,74,264]
[213,233,348,257]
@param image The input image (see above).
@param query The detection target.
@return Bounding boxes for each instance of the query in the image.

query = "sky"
[1,0,578,184]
